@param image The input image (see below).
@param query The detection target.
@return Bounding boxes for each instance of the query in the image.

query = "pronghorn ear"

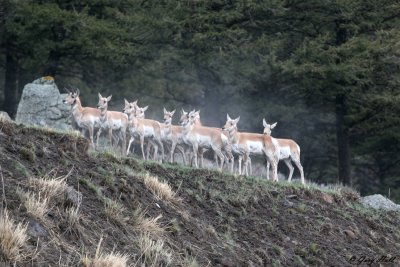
[124,99,129,105]
[106,95,112,101]
[235,116,240,124]
[263,118,268,128]
[76,88,80,96]
[132,100,138,106]
[181,108,186,114]
[227,114,231,121]
[163,107,167,113]
[271,122,277,129]
[171,109,175,116]
[143,106,148,112]
[98,92,102,99]
[197,110,200,115]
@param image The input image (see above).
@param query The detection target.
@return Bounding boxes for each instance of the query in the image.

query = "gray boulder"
[360,194,400,211]
[15,77,72,130]
[0,111,12,121]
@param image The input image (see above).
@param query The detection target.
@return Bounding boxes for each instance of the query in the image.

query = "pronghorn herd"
[63,89,305,184]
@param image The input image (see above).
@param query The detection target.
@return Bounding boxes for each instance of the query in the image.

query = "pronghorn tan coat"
[263,119,304,184]
[124,100,164,162]
[96,93,128,155]
[181,110,233,171]
[223,115,279,180]
[63,91,101,147]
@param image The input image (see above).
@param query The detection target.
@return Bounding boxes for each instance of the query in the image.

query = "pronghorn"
[178,109,209,168]
[223,114,279,181]
[96,93,128,155]
[180,110,233,171]
[62,89,100,147]
[123,100,164,162]
[162,108,187,164]
[263,119,305,184]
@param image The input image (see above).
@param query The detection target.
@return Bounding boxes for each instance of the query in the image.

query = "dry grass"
[104,199,128,225]
[0,209,28,263]
[142,173,175,201]
[131,205,164,236]
[81,237,129,267]
[135,234,172,266]
[19,191,49,220]
[65,206,80,229]
[27,173,68,201]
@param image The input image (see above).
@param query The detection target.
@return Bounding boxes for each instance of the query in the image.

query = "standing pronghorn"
[181,110,233,172]
[162,108,187,164]
[263,119,305,184]
[62,89,101,148]
[223,114,279,181]
[96,93,128,155]
[178,109,211,168]
[123,100,164,162]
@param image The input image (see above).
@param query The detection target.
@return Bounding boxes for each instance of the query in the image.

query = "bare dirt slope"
[0,119,399,266]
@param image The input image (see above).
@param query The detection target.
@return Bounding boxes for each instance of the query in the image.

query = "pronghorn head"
[188,110,200,125]
[262,118,277,136]
[123,99,137,116]
[163,107,175,125]
[179,109,188,125]
[97,93,112,110]
[134,103,148,118]
[63,89,80,106]
[223,114,240,132]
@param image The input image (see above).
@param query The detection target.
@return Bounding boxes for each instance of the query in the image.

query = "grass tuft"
[81,237,129,267]
[141,173,175,201]
[0,209,28,263]
[19,191,49,220]
[135,233,172,266]
[27,174,67,201]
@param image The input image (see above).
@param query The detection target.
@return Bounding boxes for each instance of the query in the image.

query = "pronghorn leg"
[198,148,205,168]
[170,142,176,163]
[159,140,164,163]
[95,127,102,149]
[192,144,199,168]
[293,157,305,184]
[140,135,146,160]
[88,126,95,149]
[238,155,242,175]
[247,157,252,175]
[269,156,278,182]
[127,136,134,156]
[176,145,186,165]
[121,129,127,156]
[108,128,113,148]
[266,161,270,180]
[152,142,159,161]
[146,141,152,161]
[284,158,295,182]
[243,154,250,176]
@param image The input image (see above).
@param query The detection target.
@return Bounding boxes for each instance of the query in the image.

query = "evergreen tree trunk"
[3,45,19,118]
[335,94,351,185]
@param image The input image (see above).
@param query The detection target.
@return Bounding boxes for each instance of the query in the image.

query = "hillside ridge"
[0,120,399,266]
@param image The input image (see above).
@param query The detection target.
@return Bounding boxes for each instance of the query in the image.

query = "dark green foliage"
[0,0,399,200]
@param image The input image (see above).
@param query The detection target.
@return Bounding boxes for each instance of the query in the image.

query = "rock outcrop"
[15,77,71,130]
[360,194,400,211]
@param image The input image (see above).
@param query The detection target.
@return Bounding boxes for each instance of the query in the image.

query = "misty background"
[0,1,399,201]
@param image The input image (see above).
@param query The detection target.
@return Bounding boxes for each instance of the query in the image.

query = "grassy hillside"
[0,119,399,266]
